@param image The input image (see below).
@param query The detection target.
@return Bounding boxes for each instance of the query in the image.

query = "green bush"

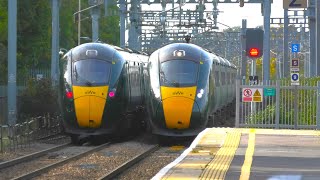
[19,78,59,116]
[246,104,276,124]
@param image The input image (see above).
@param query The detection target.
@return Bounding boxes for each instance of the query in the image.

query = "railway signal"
[246,28,264,58]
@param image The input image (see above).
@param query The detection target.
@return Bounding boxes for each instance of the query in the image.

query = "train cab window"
[72,59,111,86]
[160,60,198,87]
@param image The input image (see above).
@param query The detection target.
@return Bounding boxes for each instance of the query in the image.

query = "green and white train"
[58,43,148,144]
[144,43,237,137]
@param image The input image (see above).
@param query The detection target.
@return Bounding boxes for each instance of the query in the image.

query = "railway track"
[0,142,111,180]
[98,145,160,180]
[0,134,187,180]
[13,142,110,180]
[0,142,70,170]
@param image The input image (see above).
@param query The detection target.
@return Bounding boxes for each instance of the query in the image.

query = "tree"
[0,0,7,84]
[0,0,120,85]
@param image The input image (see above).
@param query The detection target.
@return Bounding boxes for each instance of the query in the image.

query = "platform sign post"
[291,73,300,85]
[291,44,300,53]
[290,43,300,86]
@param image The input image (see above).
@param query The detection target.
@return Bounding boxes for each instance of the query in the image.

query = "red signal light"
[66,91,73,99]
[249,48,259,57]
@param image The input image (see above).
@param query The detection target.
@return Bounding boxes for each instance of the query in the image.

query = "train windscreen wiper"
[85,81,93,86]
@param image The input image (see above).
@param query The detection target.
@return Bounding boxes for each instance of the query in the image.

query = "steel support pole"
[263,0,271,81]
[275,80,280,128]
[294,85,298,129]
[235,79,240,127]
[283,9,289,78]
[301,26,308,77]
[7,0,17,125]
[91,6,100,42]
[128,0,139,49]
[251,59,256,114]
[316,0,320,75]
[119,0,126,48]
[240,19,247,83]
[136,0,142,50]
[317,81,320,129]
[78,0,81,45]
[51,0,59,87]
[309,0,316,76]
[310,21,316,76]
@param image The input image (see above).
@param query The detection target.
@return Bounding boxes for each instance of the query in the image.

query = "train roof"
[69,43,116,61]
[65,43,148,62]
[157,43,207,62]
[155,43,235,67]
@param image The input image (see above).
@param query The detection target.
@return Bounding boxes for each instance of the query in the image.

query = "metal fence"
[0,96,7,125]
[19,68,51,86]
[235,79,320,129]
[0,86,25,124]
[0,68,50,124]
[0,114,62,153]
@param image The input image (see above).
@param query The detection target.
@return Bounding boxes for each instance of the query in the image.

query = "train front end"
[146,43,212,137]
[59,43,126,142]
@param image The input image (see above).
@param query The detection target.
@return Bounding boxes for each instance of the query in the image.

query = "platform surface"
[152,128,320,180]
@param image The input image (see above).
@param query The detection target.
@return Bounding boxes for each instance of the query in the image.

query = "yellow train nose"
[162,97,195,129]
[160,86,197,129]
[72,86,109,128]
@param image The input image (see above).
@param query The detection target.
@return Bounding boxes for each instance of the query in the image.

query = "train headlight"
[173,50,185,57]
[155,91,161,99]
[197,89,204,99]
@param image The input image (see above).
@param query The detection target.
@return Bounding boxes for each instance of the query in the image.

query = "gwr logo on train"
[85,90,96,95]
[172,91,184,95]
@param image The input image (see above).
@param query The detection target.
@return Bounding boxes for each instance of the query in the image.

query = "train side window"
[221,72,225,85]
[215,71,220,86]
[226,72,228,85]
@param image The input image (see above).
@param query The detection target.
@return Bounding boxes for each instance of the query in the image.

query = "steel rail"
[98,145,160,180]
[12,142,111,180]
[0,142,70,169]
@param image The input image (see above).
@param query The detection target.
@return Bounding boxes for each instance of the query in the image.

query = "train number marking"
[289,0,301,7]
[283,0,307,9]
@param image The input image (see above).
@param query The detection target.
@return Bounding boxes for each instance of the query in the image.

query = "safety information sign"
[242,88,263,102]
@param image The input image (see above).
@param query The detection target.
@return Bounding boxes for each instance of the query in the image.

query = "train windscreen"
[72,59,111,86]
[160,60,198,87]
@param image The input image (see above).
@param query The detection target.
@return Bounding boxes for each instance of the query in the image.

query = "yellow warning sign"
[253,90,261,97]
[253,96,262,102]
[253,89,263,102]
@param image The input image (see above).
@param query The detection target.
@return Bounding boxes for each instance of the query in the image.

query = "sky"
[141,1,286,31]
[217,1,284,29]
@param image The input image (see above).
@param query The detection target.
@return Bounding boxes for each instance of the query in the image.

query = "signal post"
[245,28,264,114]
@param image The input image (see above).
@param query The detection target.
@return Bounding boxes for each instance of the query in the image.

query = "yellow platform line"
[240,128,320,136]
[199,130,241,180]
[239,129,256,180]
